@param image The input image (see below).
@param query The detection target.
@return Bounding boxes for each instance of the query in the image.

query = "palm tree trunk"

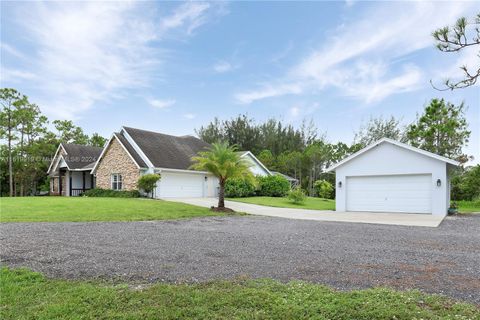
[218,179,225,208]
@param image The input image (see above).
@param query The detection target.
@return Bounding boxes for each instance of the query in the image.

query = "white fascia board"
[90,134,115,174]
[47,144,68,174]
[325,138,459,172]
[155,167,211,175]
[241,151,272,175]
[112,133,142,169]
[121,127,155,168]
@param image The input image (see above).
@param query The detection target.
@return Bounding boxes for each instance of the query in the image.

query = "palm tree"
[190,142,254,209]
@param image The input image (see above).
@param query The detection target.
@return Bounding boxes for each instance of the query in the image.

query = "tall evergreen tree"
[406,99,471,163]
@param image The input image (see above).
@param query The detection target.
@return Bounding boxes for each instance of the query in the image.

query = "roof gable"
[90,132,147,173]
[47,143,102,173]
[326,138,459,172]
[239,151,272,176]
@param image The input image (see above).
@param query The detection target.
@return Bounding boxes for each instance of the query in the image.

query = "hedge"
[83,188,140,198]
[257,175,290,197]
[225,178,257,198]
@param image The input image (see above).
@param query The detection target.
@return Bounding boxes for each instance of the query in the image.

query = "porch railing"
[70,188,91,197]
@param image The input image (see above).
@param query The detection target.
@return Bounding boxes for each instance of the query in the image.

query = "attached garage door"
[158,172,204,198]
[346,174,432,213]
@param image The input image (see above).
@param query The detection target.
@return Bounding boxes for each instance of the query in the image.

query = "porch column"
[66,171,71,197]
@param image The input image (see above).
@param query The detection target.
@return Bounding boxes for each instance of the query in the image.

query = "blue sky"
[1,1,479,163]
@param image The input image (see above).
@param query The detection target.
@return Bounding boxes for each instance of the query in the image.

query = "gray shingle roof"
[114,132,147,168]
[123,127,211,170]
[61,143,103,170]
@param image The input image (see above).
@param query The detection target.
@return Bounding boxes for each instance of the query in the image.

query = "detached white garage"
[326,138,459,216]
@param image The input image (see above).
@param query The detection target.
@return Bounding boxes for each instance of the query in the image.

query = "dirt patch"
[210,206,235,213]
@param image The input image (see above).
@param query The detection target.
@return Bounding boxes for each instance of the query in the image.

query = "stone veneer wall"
[95,138,140,190]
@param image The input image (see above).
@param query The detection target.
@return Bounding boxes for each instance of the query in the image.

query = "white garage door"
[346,174,432,214]
[158,172,204,198]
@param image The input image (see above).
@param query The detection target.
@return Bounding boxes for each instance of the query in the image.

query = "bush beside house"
[83,188,140,198]
[257,175,290,197]
[314,180,334,199]
[225,178,257,198]
[287,187,306,204]
[137,174,161,198]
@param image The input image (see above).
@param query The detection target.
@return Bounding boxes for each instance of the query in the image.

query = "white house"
[326,138,459,216]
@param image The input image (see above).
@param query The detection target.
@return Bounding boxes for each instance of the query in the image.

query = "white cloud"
[148,98,176,109]
[1,42,27,59]
[2,1,224,119]
[235,2,476,104]
[161,2,211,35]
[183,113,196,119]
[289,106,300,117]
[1,68,37,82]
[235,83,302,104]
[213,60,234,73]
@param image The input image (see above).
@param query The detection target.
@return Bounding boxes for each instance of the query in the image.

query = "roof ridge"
[123,126,195,140]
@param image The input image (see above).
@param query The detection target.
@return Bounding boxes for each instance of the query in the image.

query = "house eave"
[325,138,460,172]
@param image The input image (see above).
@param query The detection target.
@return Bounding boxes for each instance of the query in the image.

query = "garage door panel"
[158,172,204,198]
[346,174,431,213]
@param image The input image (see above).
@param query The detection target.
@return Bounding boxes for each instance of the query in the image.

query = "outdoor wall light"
[338,181,342,188]
[205,176,208,181]
[436,179,441,187]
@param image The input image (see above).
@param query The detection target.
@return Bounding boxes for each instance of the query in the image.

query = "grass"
[0,197,223,222]
[229,196,480,214]
[229,196,335,211]
[457,199,480,214]
[1,268,478,320]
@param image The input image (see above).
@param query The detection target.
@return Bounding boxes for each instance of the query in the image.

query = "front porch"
[50,169,95,197]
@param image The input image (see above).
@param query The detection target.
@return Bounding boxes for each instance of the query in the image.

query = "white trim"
[90,133,144,174]
[326,138,459,172]
[113,133,142,169]
[121,127,155,168]
[47,144,68,174]
[111,173,123,190]
[239,151,272,175]
[155,167,211,175]
[91,134,115,174]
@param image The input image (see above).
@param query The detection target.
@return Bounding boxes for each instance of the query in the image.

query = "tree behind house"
[406,98,471,163]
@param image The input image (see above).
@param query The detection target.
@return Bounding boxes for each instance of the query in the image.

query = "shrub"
[138,174,161,198]
[314,180,334,199]
[257,175,290,197]
[83,188,140,198]
[225,178,256,198]
[287,187,306,204]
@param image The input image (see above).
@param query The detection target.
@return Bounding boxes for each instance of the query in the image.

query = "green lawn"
[229,196,480,214]
[228,196,335,210]
[457,199,480,214]
[0,197,222,222]
[1,268,478,320]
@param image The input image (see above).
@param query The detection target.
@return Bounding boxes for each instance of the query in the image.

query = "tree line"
[197,99,474,198]
[0,88,107,196]
[1,88,477,200]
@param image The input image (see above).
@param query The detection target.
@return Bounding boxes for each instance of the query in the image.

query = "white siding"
[335,143,449,216]
[242,153,270,176]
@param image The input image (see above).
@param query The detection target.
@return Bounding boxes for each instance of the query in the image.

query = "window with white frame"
[111,174,123,190]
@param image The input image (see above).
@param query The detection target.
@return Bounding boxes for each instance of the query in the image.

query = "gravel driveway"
[1,215,479,304]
